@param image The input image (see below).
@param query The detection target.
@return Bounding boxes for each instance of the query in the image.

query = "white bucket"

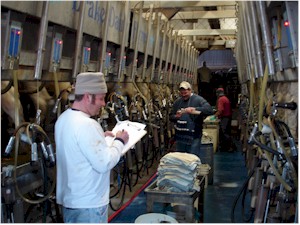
[135,213,178,223]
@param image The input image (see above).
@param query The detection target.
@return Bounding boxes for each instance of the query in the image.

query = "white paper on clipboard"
[105,120,147,155]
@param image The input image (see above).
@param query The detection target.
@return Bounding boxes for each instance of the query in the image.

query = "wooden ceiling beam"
[139,1,236,9]
[175,29,236,36]
[172,10,237,20]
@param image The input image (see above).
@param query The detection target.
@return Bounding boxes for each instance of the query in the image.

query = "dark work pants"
[219,116,232,151]
[198,82,213,104]
[176,137,202,154]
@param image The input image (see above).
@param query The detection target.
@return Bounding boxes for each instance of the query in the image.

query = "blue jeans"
[62,205,108,223]
[176,137,201,155]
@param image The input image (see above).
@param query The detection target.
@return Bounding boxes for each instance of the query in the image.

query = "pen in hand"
[116,129,129,144]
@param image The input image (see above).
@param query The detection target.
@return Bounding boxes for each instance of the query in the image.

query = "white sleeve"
[77,120,124,173]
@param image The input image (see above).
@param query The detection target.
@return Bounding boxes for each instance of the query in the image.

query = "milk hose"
[13,70,21,128]
[255,65,293,192]
[231,158,262,222]
[267,117,297,190]
[53,68,61,116]
[13,123,56,204]
[1,80,13,94]
[246,65,255,145]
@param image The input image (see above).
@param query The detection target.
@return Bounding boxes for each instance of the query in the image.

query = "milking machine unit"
[49,33,63,74]
[1,7,62,222]
[2,122,56,223]
[232,95,298,223]
[105,92,129,126]
[49,31,65,117]
[230,1,298,223]
[1,8,24,74]
[52,87,72,115]
[3,21,22,71]
[247,102,298,223]
[103,51,112,76]
[82,44,91,73]
[2,13,23,127]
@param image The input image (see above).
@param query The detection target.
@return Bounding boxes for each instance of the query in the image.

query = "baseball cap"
[179,81,191,90]
[216,88,224,92]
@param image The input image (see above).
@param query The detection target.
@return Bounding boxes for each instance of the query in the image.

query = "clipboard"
[105,120,147,155]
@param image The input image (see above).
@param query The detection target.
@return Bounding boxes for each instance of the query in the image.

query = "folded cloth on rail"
[159,152,201,170]
[158,164,197,176]
[157,152,202,192]
[157,171,195,182]
[157,175,194,192]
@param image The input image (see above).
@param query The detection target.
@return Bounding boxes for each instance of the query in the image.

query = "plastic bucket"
[195,143,214,184]
[135,213,178,223]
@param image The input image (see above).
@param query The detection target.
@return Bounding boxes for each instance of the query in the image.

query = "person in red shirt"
[215,88,233,152]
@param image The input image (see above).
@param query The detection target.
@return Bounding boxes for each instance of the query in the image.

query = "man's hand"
[104,131,114,137]
[185,107,196,114]
[175,110,183,118]
[115,130,129,144]
[177,107,201,115]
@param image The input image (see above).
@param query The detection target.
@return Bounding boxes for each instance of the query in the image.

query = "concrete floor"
[108,140,252,223]
[7,140,250,223]
[204,150,251,223]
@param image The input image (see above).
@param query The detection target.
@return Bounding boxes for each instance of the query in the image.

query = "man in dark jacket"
[170,81,213,153]
[197,61,212,103]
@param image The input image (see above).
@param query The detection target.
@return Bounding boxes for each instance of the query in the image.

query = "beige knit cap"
[74,72,107,95]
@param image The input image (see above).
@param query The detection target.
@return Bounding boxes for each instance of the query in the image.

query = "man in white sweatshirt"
[55,72,129,223]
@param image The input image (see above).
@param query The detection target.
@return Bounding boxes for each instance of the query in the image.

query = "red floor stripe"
[108,171,158,222]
